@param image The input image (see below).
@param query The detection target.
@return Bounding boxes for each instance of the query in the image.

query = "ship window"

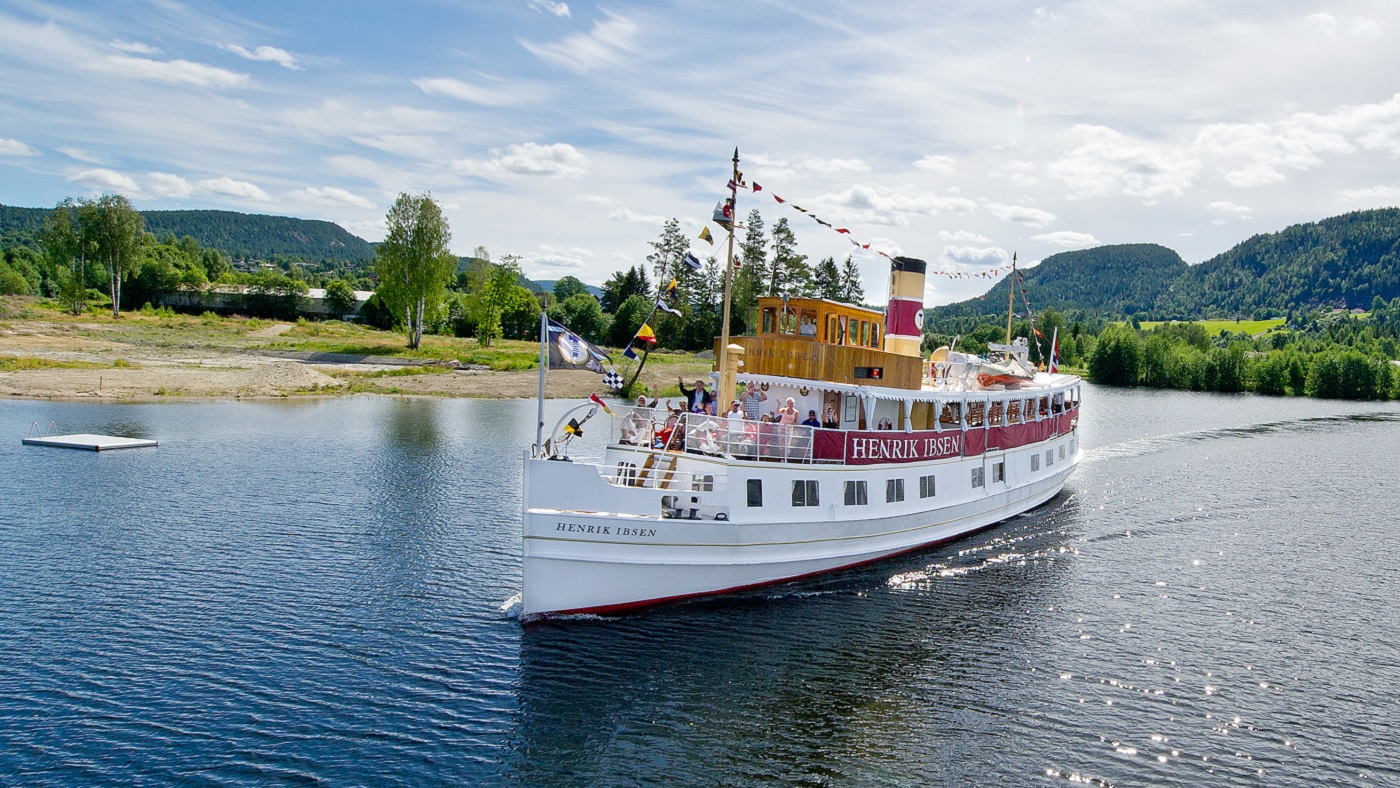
[792,479,820,507]
[919,474,936,499]
[693,474,714,492]
[616,461,637,486]
[826,315,837,343]
[871,323,881,349]
[1031,454,1040,472]
[761,307,777,334]
[1046,449,1054,466]
[886,478,904,503]
[859,320,869,347]
[1059,445,1066,460]
[746,479,763,507]
[971,467,985,488]
[992,461,1005,484]
[843,480,868,506]
[838,315,848,345]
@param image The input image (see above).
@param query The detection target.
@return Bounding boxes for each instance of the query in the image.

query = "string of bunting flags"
[694,171,1018,281]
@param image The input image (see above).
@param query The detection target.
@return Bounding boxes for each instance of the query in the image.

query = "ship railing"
[610,406,814,464]
[597,461,730,493]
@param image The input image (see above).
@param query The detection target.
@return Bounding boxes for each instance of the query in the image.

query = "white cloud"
[223,44,301,70]
[991,159,1039,187]
[985,201,1056,228]
[526,244,593,274]
[1337,184,1400,201]
[914,155,956,174]
[147,172,194,197]
[289,186,374,209]
[0,138,38,156]
[110,39,159,55]
[1206,200,1252,218]
[197,176,270,201]
[745,153,870,180]
[1195,121,1351,187]
[1033,6,1067,27]
[70,168,140,192]
[519,11,637,72]
[1048,124,1200,201]
[57,146,107,164]
[528,0,571,17]
[797,157,870,175]
[350,134,441,160]
[453,142,589,179]
[413,76,535,107]
[939,245,1011,268]
[1305,12,1384,39]
[1031,230,1098,248]
[1305,12,1338,35]
[91,54,248,88]
[583,196,665,225]
[823,184,977,226]
[937,229,990,243]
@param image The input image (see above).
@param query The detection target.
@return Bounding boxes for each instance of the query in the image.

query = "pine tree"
[732,209,766,332]
[839,254,865,305]
[813,256,841,300]
[770,218,810,297]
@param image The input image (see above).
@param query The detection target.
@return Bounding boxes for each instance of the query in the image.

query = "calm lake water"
[2,387,1399,786]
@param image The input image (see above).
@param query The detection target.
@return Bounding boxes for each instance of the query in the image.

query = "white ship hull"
[521,395,1081,619]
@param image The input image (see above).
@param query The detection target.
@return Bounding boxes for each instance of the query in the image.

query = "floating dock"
[22,433,158,451]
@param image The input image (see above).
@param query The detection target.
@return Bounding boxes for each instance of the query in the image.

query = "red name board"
[839,430,964,465]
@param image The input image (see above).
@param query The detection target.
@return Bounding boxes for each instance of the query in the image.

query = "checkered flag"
[603,369,624,391]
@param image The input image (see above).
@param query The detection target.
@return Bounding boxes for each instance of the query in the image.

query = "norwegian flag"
[1049,328,1060,374]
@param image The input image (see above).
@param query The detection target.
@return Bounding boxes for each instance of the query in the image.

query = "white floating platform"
[23,433,158,451]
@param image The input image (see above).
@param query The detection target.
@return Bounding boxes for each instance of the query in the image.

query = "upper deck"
[718,296,923,390]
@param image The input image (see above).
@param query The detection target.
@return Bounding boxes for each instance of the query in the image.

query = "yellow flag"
[698,226,713,245]
[636,323,657,343]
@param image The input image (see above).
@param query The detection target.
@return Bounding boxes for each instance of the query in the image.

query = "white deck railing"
[611,406,815,463]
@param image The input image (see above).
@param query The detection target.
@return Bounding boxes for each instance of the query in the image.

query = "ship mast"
[717,148,740,400]
[1005,252,1017,350]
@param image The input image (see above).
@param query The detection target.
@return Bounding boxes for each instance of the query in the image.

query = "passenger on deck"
[822,405,839,429]
[740,382,767,420]
[725,400,744,418]
[777,398,799,425]
[801,410,821,428]
[678,376,715,415]
[877,418,893,430]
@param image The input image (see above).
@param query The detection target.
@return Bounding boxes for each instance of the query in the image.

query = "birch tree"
[82,195,144,317]
[375,192,457,349]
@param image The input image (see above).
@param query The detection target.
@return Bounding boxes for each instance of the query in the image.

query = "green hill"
[0,204,374,264]
[930,243,1188,321]
[1155,208,1400,316]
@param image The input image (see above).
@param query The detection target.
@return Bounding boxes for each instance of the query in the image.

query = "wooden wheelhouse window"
[870,323,880,349]
[761,307,777,334]
[859,320,869,347]
[826,316,837,343]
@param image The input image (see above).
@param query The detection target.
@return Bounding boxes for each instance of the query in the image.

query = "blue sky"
[2,0,1399,305]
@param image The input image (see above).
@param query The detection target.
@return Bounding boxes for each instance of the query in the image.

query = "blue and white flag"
[656,299,682,318]
[683,251,702,271]
[547,319,612,374]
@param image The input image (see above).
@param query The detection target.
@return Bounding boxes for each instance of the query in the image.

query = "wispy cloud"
[223,44,301,70]
[147,172,194,198]
[939,245,1011,268]
[110,39,159,55]
[1031,231,1099,248]
[1047,125,1200,201]
[0,138,39,157]
[985,201,1056,228]
[412,76,538,107]
[90,54,248,88]
[198,176,270,201]
[289,186,375,209]
[453,142,589,179]
[519,11,637,73]
[914,155,957,174]
[528,0,571,18]
[70,168,140,192]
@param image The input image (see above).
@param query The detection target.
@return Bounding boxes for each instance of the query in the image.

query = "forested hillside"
[0,204,374,264]
[1155,208,1400,316]
[930,243,1188,321]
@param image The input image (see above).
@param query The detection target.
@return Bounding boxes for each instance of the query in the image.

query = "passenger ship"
[521,250,1083,620]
